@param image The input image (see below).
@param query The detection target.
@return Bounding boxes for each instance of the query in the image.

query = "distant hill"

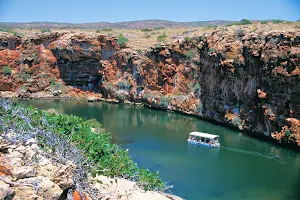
[0,20,236,29]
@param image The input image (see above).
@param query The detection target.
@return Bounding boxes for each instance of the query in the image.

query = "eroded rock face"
[0,138,74,200]
[0,28,299,147]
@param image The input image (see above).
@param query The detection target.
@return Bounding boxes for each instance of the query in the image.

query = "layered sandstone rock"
[0,26,299,147]
[0,137,181,200]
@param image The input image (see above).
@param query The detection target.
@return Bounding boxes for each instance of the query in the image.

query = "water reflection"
[14,99,300,200]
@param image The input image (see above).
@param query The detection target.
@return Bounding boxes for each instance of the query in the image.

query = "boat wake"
[221,146,280,160]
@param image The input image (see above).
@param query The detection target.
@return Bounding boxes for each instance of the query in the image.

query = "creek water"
[15,99,300,200]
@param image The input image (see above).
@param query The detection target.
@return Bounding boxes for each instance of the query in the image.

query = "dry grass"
[10,22,300,50]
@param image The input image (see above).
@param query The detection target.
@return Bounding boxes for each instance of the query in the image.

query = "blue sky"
[0,0,299,23]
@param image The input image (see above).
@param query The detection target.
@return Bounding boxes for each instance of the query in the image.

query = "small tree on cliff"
[2,66,12,76]
[117,34,129,47]
[240,19,252,25]
[41,28,51,33]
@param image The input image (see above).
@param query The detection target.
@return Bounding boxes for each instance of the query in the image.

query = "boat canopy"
[189,132,219,139]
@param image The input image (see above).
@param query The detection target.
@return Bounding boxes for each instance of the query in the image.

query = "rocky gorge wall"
[0,28,299,148]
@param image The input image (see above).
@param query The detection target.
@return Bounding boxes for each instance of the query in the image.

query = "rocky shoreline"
[0,137,182,200]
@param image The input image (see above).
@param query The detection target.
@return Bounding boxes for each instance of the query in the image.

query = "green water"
[14,99,300,200]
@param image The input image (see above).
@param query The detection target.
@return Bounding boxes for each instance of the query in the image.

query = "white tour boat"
[187,132,220,148]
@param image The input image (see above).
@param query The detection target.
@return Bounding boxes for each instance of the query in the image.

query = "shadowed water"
[14,99,300,200]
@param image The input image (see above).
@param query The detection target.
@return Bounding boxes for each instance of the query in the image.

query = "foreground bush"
[2,66,12,76]
[117,34,129,46]
[0,100,166,191]
[41,28,51,33]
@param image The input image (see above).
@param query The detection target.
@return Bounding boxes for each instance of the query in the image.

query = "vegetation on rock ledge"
[0,100,166,191]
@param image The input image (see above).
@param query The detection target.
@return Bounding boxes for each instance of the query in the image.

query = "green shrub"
[116,72,122,78]
[261,20,269,24]
[102,28,112,32]
[49,78,56,85]
[53,82,62,91]
[117,93,126,101]
[23,73,30,81]
[85,118,103,133]
[117,34,129,46]
[197,103,203,114]
[240,19,252,25]
[118,81,131,90]
[96,30,101,33]
[208,47,215,53]
[227,19,252,26]
[141,28,153,32]
[0,100,165,191]
[144,34,151,38]
[2,66,12,76]
[159,96,169,108]
[157,34,167,42]
[154,27,165,30]
[194,83,201,93]
[41,28,51,33]
[184,50,196,60]
[285,129,291,137]
[272,19,285,24]
[232,116,243,127]
[184,36,191,42]
[137,49,143,55]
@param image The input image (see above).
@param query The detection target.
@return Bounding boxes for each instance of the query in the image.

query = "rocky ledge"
[0,24,299,148]
[0,138,182,200]
[0,99,182,200]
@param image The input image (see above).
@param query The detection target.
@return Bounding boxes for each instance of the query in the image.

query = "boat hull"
[187,140,220,148]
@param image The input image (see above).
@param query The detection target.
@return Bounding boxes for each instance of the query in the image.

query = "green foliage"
[159,96,169,108]
[117,34,129,46]
[2,66,12,76]
[261,20,269,24]
[117,93,126,101]
[49,78,56,85]
[240,19,252,25]
[41,28,51,33]
[194,83,201,93]
[118,81,131,90]
[85,118,104,134]
[0,28,18,36]
[157,34,167,42]
[0,101,166,191]
[232,116,243,127]
[137,49,143,55]
[154,27,165,30]
[227,19,252,26]
[272,20,285,24]
[53,82,62,91]
[208,48,215,53]
[96,30,101,33]
[144,34,151,38]
[197,103,203,115]
[184,36,191,42]
[141,28,153,32]
[102,28,113,32]
[116,72,122,78]
[184,50,196,60]
[285,129,291,137]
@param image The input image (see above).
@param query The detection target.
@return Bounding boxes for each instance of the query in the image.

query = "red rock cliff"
[0,29,299,147]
